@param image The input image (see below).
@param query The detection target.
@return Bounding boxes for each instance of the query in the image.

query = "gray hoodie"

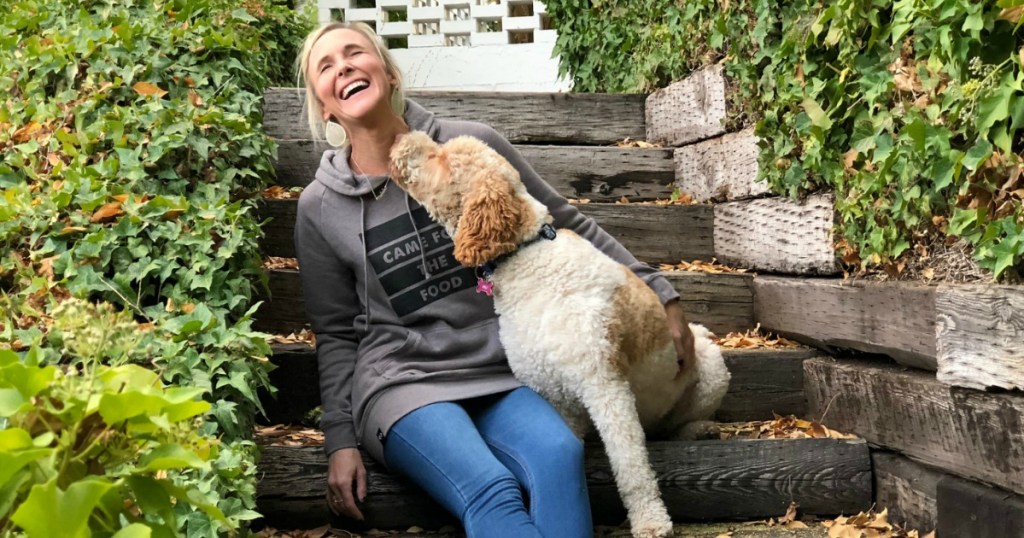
[294,99,680,464]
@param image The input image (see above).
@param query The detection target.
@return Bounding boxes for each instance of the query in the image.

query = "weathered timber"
[665,272,753,336]
[936,284,1024,391]
[804,357,1024,496]
[937,475,1024,538]
[257,199,714,263]
[754,277,936,371]
[645,65,727,146]
[714,347,818,422]
[258,343,320,425]
[254,269,751,337]
[257,438,871,528]
[264,88,646,144]
[713,194,837,275]
[274,141,676,201]
[871,451,940,533]
[674,127,767,202]
[259,342,808,425]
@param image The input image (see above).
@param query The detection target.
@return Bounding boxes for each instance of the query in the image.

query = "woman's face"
[308,28,396,127]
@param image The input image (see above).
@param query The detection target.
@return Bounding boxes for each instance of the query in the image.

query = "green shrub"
[0,0,313,535]
[546,0,1024,279]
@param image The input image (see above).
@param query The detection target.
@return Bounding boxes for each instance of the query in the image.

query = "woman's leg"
[469,387,593,538]
[383,401,544,538]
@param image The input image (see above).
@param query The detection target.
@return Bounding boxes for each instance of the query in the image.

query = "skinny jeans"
[383,386,592,538]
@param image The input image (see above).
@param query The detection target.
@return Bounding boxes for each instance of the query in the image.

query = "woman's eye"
[319,64,331,74]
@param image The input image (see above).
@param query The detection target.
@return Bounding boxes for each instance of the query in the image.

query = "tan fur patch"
[453,171,533,266]
[606,266,672,373]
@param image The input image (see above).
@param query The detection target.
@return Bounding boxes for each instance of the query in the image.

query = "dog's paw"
[631,518,674,538]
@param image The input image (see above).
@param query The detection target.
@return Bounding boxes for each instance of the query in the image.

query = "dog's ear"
[453,171,531,267]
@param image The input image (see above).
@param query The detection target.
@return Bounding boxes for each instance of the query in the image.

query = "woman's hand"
[664,299,695,373]
[327,447,367,520]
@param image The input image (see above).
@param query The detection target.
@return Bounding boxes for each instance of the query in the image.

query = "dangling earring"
[391,87,406,116]
[324,120,348,147]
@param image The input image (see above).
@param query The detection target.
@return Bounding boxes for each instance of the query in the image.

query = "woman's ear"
[453,171,531,267]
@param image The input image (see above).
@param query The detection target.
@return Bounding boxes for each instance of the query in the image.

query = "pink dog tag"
[476,278,494,296]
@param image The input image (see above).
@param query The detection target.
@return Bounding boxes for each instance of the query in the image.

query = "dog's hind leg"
[574,368,673,538]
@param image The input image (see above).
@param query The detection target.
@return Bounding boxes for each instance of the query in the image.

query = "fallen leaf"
[90,201,124,223]
[133,81,168,98]
[189,90,203,107]
[12,121,42,143]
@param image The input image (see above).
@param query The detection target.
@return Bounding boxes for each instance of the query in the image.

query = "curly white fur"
[390,132,731,538]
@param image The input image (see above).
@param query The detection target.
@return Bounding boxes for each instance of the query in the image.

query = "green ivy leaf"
[11,478,115,538]
[962,139,993,171]
[137,443,208,472]
[801,98,833,130]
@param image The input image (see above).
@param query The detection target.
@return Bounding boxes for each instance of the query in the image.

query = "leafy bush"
[0,0,313,535]
[546,0,1024,279]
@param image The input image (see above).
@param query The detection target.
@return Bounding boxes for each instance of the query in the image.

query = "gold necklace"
[350,153,390,201]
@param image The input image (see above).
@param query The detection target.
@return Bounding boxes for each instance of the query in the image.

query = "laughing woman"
[293,21,694,538]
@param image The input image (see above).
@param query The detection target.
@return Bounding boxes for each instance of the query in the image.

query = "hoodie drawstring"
[359,198,373,331]
[406,193,432,281]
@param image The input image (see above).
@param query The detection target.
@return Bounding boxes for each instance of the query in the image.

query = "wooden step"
[804,357,1024,497]
[258,344,815,425]
[872,451,940,533]
[264,88,646,144]
[937,474,1024,538]
[755,277,936,371]
[252,270,752,336]
[273,141,676,201]
[257,199,713,263]
[936,284,1024,391]
[256,437,871,529]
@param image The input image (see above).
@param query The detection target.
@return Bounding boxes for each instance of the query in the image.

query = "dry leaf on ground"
[720,414,857,441]
[263,185,304,199]
[255,424,325,446]
[822,508,929,538]
[268,329,316,347]
[659,259,749,274]
[714,324,800,350]
[614,137,661,148]
[265,257,299,270]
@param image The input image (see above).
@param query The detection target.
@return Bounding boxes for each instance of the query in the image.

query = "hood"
[313,99,441,197]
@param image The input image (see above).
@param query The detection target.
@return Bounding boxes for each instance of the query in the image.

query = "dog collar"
[475,223,557,295]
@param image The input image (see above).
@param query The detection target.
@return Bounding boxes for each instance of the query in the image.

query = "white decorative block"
[379,21,412,36]
[345,7,378,21]
[471,4,504,18]
[440,19,474,33]
[471,31,508,45]
[410,6,444,20]
[408,34,444,47]
[503,15,535,30]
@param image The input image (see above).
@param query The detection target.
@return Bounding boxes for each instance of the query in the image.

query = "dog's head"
[390,133,549,267]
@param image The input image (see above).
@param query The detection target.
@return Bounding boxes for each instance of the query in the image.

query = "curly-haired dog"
[390,132,731,538]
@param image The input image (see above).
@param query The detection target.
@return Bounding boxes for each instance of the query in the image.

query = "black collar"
[478,223,557,278]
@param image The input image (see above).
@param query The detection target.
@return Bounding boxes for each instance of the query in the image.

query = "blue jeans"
[383,387,592,538]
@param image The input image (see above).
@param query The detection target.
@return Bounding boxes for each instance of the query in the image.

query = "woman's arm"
[294,188,367,519]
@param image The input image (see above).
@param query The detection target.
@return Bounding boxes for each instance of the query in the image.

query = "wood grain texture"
[264,88,646,144]
[259,342,807,425]
[714,347,819,422]
[754,276,936,371]
[804,357,1024,496]
[937,475,1024,538]
[871,451,940,533]
[664,272,753,336]
[257,199,714,263]
[713,194,838,275]
[936,284,1024,391]
[645,65,727,146]
[274,141,677,201]
[257,438,871,528]
[254,269,752,337]
[674,127,767,202]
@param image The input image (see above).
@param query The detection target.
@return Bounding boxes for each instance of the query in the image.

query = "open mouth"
[342,80,370,100]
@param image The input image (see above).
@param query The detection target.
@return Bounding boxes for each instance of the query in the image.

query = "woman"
[294,21,695,538]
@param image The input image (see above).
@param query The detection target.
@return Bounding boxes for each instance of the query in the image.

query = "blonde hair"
[296,21,406,143]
